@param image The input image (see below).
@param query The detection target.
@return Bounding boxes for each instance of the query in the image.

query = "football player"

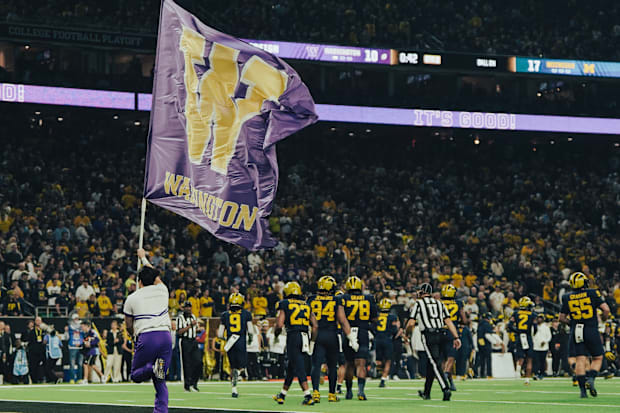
[218,292,253,398]
[602,316,617,379]
[335,290,347,395]
[308,275,357,403]
[341,276,378,400]
[560,272,610,398]
[440,284,467,391]
[273,282,318,406]
[375,298,400,388]
[513,296,537,385]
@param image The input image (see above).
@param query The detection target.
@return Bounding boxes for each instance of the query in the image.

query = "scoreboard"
[508,56,620,77]
[396,50,511,72]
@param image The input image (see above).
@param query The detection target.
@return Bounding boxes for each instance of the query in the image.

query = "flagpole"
[137,198,147,282]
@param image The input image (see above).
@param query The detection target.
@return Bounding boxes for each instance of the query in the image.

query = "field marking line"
[492,390,617,395]
[0,399,314,413]
[454,399,620,408]
[56,389,136,393]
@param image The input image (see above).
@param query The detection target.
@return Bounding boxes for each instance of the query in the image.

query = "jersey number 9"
[230,313,241,333]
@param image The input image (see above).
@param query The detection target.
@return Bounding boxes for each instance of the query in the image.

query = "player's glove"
[347,332,359,352]
[605,351,616,362]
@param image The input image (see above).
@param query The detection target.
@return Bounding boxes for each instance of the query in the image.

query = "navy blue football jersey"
[375,312,398,340]
[341,293,377,330]
[561,288,604,328]
[221,309,253,339]
[514,309,537,336]
[277,298,311,332]
[442,298,464,325]
[308,294,343,331]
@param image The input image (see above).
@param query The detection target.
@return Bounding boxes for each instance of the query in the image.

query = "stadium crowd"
[0,108,619,384]
[2,0,620,60]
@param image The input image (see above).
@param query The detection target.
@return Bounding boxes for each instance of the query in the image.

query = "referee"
[406,283,461,401]
[177,302,201,392]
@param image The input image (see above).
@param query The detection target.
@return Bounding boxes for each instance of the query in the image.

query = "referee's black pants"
[421,330,449,396]
[181,338,202,389]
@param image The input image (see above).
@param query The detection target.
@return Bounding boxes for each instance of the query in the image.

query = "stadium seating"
[2,0,620,60]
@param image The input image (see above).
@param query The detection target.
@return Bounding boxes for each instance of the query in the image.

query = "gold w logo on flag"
[179,27,288,174]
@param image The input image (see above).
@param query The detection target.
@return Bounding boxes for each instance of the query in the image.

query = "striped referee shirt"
[410,296,450,331]
[176,313,197,339]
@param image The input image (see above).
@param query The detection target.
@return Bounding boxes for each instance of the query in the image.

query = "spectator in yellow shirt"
[97,290,114,316]
[314,243,327,259]
[200,289,214,318]
[121,187,138,209]
[176,291,187,310]
[502,292,519,310]
[252,295,268,317]
[189,290,201,318]
[174,284,187,302]
[73,209,91,228]
[169,291,180,317]
[75,300,89,318]
[187,222,201,240]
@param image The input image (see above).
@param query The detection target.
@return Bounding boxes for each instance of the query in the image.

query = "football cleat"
[302,395,315,405]
[232,392,238,398]
[358,393,367,401]
[580,389,588,398]
[588,379,597,397]
[379,379,385,388]
[312,390,320,403]
[152,358,166,380]
[418,390,430,400]
[443,389,452,401]
[273,393,285,404]
[328,393,339,402]
[191,385,199,392]
[345,389,353,400]
[572,380,578,387]
[336,384,342,394]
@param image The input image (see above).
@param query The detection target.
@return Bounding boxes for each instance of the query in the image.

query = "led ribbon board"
[1,82,619,135]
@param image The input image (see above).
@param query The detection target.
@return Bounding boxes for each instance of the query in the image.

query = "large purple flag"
[144,0,318,250]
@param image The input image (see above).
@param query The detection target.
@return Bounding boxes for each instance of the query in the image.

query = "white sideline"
[0,398,314,413]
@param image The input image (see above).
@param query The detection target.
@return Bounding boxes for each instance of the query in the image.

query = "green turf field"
[0,378,618,413]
